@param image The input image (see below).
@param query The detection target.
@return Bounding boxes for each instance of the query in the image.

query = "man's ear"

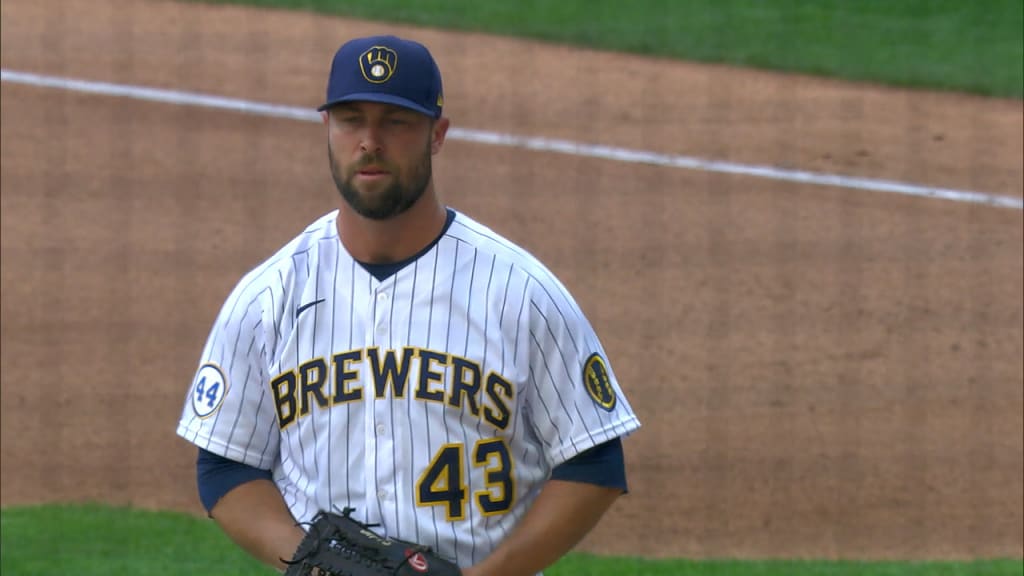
[321,111,329,125]
[431,117,450,155]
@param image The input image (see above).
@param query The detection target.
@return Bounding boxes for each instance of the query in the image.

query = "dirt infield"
[2,0,1022,561]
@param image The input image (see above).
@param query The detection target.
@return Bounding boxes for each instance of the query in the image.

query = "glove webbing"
[284,507,434,575]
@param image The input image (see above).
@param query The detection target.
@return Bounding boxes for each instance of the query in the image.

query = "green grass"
[0,503,274,575]
[1,504,1021,576]
[193,0,1023,98]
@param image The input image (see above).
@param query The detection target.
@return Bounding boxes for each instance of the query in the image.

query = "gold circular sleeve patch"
[583,353,616,411]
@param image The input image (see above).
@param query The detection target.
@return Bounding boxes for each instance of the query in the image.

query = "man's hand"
[460,480,623,576]
[210,479,306,570]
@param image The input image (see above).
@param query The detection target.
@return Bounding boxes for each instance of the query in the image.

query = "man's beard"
[329,142,432,221]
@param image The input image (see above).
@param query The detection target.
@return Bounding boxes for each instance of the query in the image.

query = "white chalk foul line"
[3,68,1021,210]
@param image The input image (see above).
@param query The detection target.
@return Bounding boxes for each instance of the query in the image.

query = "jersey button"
[377,292,389,303]
[376,424,386,435]
[378,489,388,499]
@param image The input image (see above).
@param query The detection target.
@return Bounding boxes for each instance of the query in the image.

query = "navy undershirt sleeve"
[196,448,273,514]
[549,437,628,492]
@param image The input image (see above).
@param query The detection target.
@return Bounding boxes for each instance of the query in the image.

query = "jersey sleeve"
[521,276,641,468]
[176,279,281,470]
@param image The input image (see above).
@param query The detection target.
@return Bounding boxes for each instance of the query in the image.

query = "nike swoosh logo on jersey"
[295,299,326,318]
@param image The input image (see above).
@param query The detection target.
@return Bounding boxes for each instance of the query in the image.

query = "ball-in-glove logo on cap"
[360,46,398,84]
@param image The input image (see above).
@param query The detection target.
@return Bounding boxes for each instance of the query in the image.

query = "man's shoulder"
[225,211,340,303]
[447,210,541,267]
[265,210,339,265]
[446,210,571,295]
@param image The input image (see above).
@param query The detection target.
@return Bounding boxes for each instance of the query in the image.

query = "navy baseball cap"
[318,35,444,118]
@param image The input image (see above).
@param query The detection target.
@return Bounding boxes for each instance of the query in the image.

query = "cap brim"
[317,93,438,117]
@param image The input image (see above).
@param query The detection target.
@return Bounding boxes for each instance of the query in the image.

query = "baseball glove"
[283,507,462,576]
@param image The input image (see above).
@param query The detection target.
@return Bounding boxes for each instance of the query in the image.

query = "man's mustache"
[353,155,392,170]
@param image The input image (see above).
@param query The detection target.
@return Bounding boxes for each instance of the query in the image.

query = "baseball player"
[176,35,641,576]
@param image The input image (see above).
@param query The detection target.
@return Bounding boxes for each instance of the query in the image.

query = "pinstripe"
[346,257,356,510]
[407,255,422,545]
[490,261,515,547]
[204,298,256,445]
[221,332,258,451]
[526,363,566,452]
[310,238,328,509]
[387,270,401,534]
[528,302,595,449]
[505,271,531,474]
[291,250,313,523]
[253,346,275,467]
[467,249,487,560]
[425,247,441,552]
[327,242,339,511]
[438,240,458,561]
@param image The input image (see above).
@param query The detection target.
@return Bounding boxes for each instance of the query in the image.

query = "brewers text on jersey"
[267,346,514,430]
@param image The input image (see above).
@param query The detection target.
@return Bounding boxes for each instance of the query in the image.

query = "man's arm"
[463,438,628,576]
[462,479,622,576]
[210,478,306,571]
[197,449,304,570]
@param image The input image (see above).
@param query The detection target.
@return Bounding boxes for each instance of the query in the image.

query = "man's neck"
[335,190,448,264]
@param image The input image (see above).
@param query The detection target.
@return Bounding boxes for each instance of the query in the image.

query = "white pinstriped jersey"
[176,208,641,569]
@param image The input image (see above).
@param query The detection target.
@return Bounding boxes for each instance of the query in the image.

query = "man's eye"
[334,114,361,125]
[389,118,410,126]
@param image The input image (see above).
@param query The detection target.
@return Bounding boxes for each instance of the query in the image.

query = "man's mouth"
[357,166,390,176]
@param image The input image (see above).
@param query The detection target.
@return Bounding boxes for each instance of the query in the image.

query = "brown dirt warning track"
[2,0,1022,561]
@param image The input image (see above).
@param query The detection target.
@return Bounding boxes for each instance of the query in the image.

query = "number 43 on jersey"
[417,438,513,520]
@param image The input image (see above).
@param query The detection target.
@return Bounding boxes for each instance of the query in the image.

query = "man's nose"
[359,124,384,154]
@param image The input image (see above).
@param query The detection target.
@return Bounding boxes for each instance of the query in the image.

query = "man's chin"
[347,173,390,190]
[352,175,407,203]
[338,178,426,221]
[343,192,405,220]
